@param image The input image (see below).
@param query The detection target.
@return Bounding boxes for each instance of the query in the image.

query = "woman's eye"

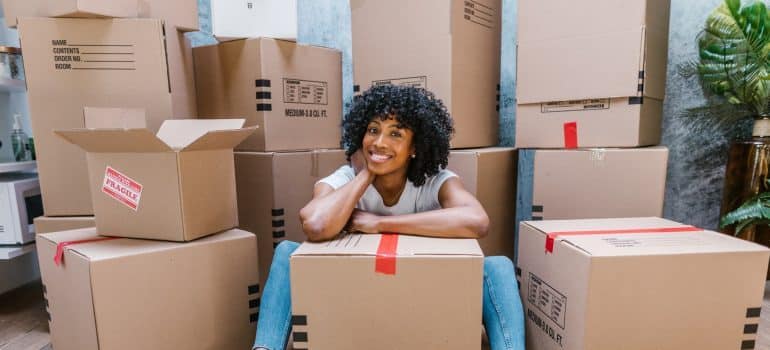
[368,127,378,134]
[390,131,402,137]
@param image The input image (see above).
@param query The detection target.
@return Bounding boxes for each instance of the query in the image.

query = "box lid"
[56,118,256,153]
[523,217,770,257]
[292,233,483,257]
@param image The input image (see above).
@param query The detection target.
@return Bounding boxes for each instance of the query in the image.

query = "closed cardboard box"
[290,233,483,350]
[515,146,667,257]
[517,217,770,350]
[57,119,255,242]
[448,147,516,259]
[34,216,95,234]
[235,149,347,287]
[37,228,260,350]
[18,18,198,216]
[351,0,501,148]
[515,0,670,148]
[210,0,297,41]
[195,38,342,152]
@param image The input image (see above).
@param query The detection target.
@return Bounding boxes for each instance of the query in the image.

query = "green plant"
[697,0,770,116]
[720,179,770,233]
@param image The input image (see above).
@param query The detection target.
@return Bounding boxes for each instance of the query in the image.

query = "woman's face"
[361,116,415,176]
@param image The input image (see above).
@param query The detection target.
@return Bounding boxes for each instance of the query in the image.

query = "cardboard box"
[34,216,95,234]
[195,38,342,152]
[515,147,667,257]
[18,17,198,216]
[448,147,516,259]
[351,0,501,148]
[290,233,483,350]
[37,228,259,350]
[56,119,255,242]
[517,217,770,350]
[235,149,347,287]
[210,0,297,41]
[515,0,670,148]
[3,0,199,30]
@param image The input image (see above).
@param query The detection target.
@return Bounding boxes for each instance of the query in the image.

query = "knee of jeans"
[273,240,300,260]
[484,255,515,276]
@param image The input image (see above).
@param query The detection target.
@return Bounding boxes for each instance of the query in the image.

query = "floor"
[1,282,769,350]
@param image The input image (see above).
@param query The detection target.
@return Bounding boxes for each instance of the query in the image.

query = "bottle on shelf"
[10,113,30,162]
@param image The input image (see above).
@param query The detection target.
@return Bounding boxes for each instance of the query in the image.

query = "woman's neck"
[373,170,408,207]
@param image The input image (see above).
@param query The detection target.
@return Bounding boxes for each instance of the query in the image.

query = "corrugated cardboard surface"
[19,18,196,216]
[352,0,501,148]
[195,38,342,151]
[34,216,95,234]
[235,150,347,287]
[448,147,516,259]
[290,233,483,349]
[517,217,770,350]
[37,228,259,350]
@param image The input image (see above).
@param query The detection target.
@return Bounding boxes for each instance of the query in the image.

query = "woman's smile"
[368,150,393,163]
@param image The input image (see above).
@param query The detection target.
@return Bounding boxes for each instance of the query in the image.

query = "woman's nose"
[373,133,386,147]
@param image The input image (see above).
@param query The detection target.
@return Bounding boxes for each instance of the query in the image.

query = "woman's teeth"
[370,152,391,162]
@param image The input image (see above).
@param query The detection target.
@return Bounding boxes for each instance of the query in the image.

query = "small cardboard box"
[18,17,198,216]
[290,233,483,350]
[210,0,297,41]
[515,0,670,148]
[34,216,95,234]
[448,147,516,259]
[515,146,668,256]
[235,149,347,287]
[3,0,199,30]
[56,119,255,242]
[517,217,770,350]
[351,0,501,148]
[195,38,342,152]
[37,228,260,350]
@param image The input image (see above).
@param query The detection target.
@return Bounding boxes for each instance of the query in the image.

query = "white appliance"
[0,172,42,245]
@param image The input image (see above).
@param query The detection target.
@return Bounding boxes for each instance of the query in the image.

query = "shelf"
[0,161,36,174]
[0,244,35,260]
[0,77,26,93]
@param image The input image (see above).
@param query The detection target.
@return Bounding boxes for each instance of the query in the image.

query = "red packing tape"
[375,233,399,275]
[54,237,118,266]
[545,226,701,253]
[563,121,578,149]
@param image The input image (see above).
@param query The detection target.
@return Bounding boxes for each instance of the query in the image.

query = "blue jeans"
[253,241,525,350]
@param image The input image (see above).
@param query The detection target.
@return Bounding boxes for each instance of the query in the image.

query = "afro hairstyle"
[341,84,454,186]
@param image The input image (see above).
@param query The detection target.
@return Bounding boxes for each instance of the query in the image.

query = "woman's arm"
[347,177,489,238]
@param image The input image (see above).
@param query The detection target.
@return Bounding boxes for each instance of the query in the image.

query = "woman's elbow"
[472,212,490,239]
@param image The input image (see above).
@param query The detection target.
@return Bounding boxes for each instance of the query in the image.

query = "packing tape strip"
[375,233,399,275]
[563,121,578,149]
[544,226,700,253]
[54,237,119,266]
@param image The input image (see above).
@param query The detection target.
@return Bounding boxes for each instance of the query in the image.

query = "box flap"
[83,107,147,129]
[156,119,246,149]
[292,233,483,257]
[181,126,258,151]
[55,129,173,152]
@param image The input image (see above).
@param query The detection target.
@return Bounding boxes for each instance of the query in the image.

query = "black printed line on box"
[51,40,136,71]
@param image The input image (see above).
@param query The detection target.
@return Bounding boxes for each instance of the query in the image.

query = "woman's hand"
[351,149,368,175]
[346,209,382,234]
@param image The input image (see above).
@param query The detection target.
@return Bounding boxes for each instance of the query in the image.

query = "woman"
[253,85,525,350]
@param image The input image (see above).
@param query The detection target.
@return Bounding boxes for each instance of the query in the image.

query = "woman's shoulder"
[317,165,355,189]
[422,168,459,190]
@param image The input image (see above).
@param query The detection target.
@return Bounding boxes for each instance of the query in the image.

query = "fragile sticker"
[101,166,142,211]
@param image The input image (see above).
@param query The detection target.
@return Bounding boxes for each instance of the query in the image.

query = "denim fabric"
[253,242,525,350]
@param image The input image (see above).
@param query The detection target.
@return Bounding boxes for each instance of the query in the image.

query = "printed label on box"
[541,98,611,113]
[527,272,567,329]
[463,0,497,29]
[373,76,427,90]
[283,78,328,105]
[51,39,137,71]
[102,166,142,211]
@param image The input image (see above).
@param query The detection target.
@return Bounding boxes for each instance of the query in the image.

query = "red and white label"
[101,166,143,211]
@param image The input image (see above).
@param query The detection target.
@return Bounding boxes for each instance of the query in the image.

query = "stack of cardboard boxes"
[513,0,671,259]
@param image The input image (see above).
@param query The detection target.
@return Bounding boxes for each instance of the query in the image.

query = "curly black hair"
[342,84,454,186]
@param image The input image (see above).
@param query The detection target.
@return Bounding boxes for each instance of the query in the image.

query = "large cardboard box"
[34,216,95,234]
[37,228,260,350]
[195,38,342,152]
[517,217,770,350]
[56,119,255,242]
[351,0,501,148]
[448,147,516,259]
[235,149,347,287]
[210,0,297,41]
[515,146,667,257]
[515,0,670,148]
[18,17,198,216]
[290,233,483,350]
